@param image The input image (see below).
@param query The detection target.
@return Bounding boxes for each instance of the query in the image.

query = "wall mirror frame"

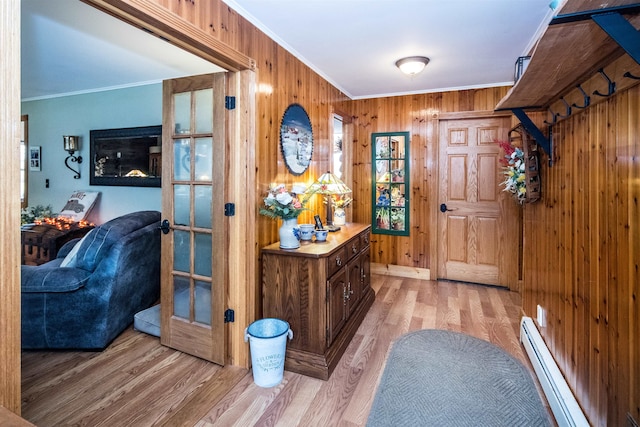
[371,131,410,235]
[280,103,313,176]
[90,125,162,187]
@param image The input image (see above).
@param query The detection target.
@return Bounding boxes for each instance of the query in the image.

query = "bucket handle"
[243,328,294,342]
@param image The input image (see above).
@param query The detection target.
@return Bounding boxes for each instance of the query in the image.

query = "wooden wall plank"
[522,85,640,426]
[340,89,511,271]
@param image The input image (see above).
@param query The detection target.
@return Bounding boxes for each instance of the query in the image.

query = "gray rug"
[367,330,552,427]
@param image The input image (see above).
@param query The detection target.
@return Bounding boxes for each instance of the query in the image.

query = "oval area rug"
[366,329,552,427]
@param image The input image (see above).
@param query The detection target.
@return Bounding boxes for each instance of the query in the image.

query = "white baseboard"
[520,316,589,427]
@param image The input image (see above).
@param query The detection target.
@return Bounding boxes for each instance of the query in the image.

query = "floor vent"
[520,316,589,427]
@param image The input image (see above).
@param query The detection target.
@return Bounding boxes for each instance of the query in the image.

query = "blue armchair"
[21,210,161,349]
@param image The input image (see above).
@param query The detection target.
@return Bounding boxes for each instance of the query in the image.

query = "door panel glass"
[174,92,192,135]
[194,185,212,228]
[194,280,212,325]
[173,275,190,319]
[173,139,191,181]
[194,138,213,181]
[173,230,190,273]
[195,89,213,134]
[174,184,190,226]
[194,232,212,277]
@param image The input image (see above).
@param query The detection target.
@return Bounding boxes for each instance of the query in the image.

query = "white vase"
[333,207,346,226]
[279,218,300,249]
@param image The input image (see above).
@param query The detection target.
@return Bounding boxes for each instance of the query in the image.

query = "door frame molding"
[432,110,514,288]
[85,0,257,368]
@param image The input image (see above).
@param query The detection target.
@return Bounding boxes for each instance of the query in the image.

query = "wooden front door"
[437,116,520,287]
[160,73,227,364]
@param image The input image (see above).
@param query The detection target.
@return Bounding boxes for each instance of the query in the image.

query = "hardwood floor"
[22,275,545,426]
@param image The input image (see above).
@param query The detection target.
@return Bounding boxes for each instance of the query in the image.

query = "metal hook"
[572,84,591,109]
[593,68,616,97]
[623,71,640,80]
[543,107,558,126]
[556,97,572,119]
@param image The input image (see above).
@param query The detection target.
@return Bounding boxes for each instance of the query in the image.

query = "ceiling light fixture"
[395,56,430,76]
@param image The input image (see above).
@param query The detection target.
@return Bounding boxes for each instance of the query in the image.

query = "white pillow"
[60,229,93,268]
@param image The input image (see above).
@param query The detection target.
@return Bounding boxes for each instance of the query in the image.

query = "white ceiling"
[21,0,223,100]
[22,0,557,101]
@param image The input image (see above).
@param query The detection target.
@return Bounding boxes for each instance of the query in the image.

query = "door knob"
[160,219,171,234]
[440,203,453,213]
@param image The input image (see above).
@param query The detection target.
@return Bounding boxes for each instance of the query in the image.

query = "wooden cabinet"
[261,223,374,380]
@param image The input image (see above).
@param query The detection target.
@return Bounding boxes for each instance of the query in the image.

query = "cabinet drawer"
[347,236,361,261]
[359,230,370,248]
[327,246,347,278]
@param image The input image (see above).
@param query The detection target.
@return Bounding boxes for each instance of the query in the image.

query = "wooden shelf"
[496,0,640,111]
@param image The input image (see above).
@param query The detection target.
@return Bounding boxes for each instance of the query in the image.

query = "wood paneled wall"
[522,84,640,426]
[338,88,511,270]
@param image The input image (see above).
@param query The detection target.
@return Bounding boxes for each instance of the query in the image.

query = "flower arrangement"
[496,139,527,203]
[259,184,312,220]
[21,204,54,225]
[332,194,352,209]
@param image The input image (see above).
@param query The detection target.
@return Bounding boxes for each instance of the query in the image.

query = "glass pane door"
[161,73,226,364]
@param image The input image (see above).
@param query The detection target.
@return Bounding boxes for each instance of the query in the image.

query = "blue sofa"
[21,210,161,349]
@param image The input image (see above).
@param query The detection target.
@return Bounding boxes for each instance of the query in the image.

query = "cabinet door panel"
[327,272,347,345]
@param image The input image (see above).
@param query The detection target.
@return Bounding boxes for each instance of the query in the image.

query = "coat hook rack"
[556,97,572,119]
[572,84,591,109]
[593,68,616,97]
[623,71,640,80]
[544,107,558,126]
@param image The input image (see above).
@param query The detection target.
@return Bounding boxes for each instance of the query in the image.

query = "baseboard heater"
[520,316,590,427]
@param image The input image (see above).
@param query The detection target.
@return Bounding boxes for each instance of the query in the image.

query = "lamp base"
[325,224,341,232]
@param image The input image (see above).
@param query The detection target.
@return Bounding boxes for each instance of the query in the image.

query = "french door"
[160,73,227,364]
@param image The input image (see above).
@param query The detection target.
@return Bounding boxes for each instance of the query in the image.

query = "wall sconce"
[395,56,430,76]
[63,135,82,179]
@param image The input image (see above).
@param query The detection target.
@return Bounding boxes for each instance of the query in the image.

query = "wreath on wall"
[496,126,541,204]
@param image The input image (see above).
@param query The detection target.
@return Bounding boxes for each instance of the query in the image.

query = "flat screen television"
[89,125,162,187]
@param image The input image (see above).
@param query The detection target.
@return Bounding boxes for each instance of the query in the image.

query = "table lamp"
[306,171,352,232]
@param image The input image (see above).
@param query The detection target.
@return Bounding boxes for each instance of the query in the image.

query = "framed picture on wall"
[29,146,41,171]
[280,104,313,176]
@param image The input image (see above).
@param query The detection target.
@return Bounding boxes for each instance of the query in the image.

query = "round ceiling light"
[395,56,430,76]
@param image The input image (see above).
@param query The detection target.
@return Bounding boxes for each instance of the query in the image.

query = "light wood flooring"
[22,275,546,426]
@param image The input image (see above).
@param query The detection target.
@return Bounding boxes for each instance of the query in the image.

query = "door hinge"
[225,96,236,110]
[224,203,235,216]
[224,309,235,323]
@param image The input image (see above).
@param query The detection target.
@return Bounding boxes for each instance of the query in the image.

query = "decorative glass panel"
[174,92,191,135]
[195,89,213,134]
[194,280,212,325]
[194,232,212,277]
[173,139,191,181]
[372,132,410,236]
[173,230,190,272]
[194,185,212,229]
[174,184,190,226]
[173,275,190,319]
[194,138,213,181]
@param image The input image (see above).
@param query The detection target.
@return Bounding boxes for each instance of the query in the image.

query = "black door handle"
[440,203,453,213]
[160,219,171,234]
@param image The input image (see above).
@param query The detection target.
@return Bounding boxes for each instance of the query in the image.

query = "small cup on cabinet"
[314,229,328,242]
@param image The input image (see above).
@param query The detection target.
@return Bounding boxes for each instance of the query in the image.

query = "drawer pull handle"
[335,256,342,266]
[352,245,358,254]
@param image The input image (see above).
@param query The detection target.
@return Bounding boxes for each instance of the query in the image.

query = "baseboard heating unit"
[520,316,589,427]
